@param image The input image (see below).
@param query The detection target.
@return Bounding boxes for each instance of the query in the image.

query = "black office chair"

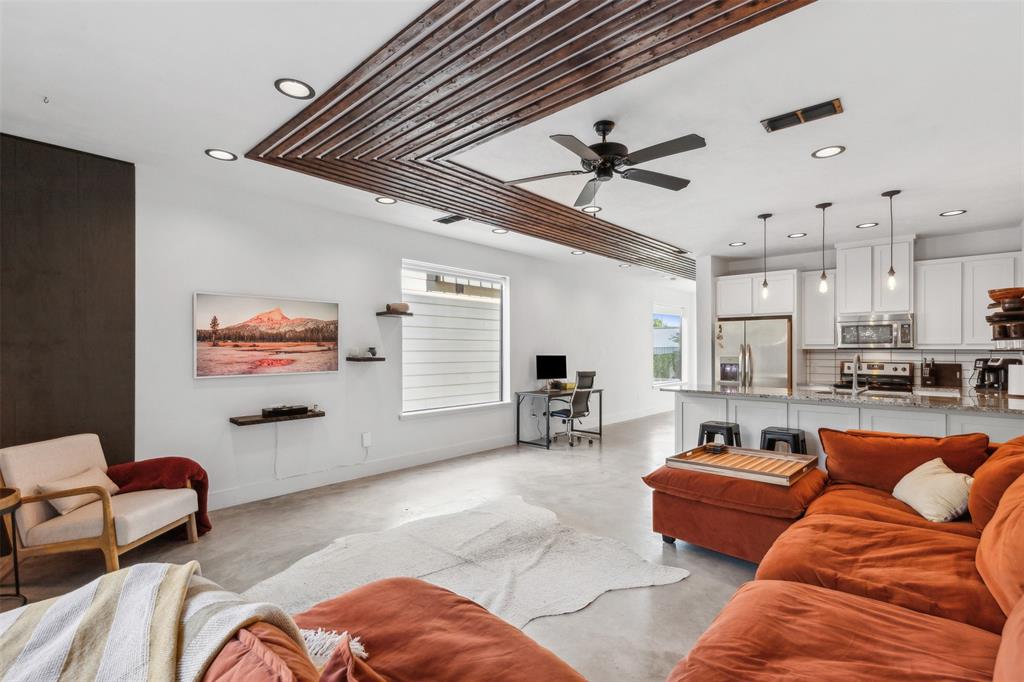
[551,371,597,447]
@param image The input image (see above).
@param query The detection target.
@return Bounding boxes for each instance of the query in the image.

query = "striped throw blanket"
[0,561,307,682]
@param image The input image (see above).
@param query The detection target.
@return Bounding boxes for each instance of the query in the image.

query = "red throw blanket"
[106,457,212,535]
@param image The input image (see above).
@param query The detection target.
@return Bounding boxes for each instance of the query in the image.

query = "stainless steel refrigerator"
[714,317,792,389]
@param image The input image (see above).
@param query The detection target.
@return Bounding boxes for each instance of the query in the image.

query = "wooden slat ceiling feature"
[249,0,813,279]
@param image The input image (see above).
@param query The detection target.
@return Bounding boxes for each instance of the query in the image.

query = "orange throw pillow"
[977,474,1024,617]
[819,429,989,492]
[970,443,1024,531]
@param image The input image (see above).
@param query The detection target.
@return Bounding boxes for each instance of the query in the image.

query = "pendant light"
[881,189,901,291]
[815,202,832,294]
[758,213,772,299]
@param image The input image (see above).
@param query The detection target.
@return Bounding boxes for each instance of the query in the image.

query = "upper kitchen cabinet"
[913,252,1018,349]
[915,259,964,346]
[835,237,914,315]
[963,254,1018,345]
[836,245,873,314]
[753,270,797,315]
[801,269,836,348]
[716,270,797,318]
[716,275,753,316]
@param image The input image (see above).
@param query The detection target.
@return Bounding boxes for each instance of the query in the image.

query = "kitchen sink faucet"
[851,354,868,396]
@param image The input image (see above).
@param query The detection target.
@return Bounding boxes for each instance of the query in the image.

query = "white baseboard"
[208,432,511,510]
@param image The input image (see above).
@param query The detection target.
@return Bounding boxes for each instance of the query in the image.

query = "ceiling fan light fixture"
[581,205,602,214]
[274,78,316,100]
[856,222,878,229]
[940,209,966,217]
[811,145,846,159]
[204,148,237,161]
[375,196,397,204]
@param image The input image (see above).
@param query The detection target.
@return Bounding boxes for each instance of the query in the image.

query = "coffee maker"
[974,357,1023,391]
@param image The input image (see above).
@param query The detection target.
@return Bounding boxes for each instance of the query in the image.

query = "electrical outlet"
[361,432,372,448]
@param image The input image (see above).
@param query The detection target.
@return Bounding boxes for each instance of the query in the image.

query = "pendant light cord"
[821,207,826,272]
[889,194,894,264]
[762,216,767,285]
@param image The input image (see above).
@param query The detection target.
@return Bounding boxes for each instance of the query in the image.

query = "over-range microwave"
[836,314,914,349]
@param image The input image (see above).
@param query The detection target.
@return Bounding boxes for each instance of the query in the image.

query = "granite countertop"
[659,383,1024,416]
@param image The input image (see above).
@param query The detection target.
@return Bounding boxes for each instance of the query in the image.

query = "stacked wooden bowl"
[987,289,1024,344]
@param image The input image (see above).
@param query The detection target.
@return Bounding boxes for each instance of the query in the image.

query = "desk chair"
[551,371,597,446]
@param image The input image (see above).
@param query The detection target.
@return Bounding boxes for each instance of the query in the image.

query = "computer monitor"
[536,355,567,381]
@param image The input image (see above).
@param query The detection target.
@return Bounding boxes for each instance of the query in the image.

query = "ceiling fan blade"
[623,133,706,166]
[504,170,585,185]
[550,134,601,162]
[573,178,600,207]
[620,168,690,191]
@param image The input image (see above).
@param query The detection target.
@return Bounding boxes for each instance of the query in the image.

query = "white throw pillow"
[892,458,973,523]
[37,467,120,515]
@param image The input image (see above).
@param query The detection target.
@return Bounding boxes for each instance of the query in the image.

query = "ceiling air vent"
[761,98,843,133]
[434,214,467,224]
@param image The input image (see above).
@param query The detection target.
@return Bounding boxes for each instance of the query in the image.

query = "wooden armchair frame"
[0,480,197,572]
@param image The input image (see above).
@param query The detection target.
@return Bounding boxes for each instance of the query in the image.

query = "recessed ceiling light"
[940,209,966,217]
[570,250,585,255]
[811,145,845,159]
[728,241,746,247]
[581,205,602,214]
[492,228,509,234]
[856,222,878,229]
[274,78,316,100]
[787,232,807,239]
[204,148,237,161]
[375,196,397,204]
[619,263,632,268]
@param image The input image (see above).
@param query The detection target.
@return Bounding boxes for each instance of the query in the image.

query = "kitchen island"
[662,384,1024,466]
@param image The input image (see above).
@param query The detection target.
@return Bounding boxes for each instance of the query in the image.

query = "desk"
[515,389,603,449]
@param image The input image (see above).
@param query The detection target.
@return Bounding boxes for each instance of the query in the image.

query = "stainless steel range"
[834,361,914,394]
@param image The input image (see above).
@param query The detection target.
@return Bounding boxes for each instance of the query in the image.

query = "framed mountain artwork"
[193,292,339,378]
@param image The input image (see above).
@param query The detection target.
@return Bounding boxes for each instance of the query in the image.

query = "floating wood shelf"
[346,356,386,362]
[229,410,326,426]
[376,311,413,317]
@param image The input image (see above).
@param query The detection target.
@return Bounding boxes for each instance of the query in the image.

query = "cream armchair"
[0,434,198,572]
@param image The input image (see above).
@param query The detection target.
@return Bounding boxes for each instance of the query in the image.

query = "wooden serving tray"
[666,445,817,486]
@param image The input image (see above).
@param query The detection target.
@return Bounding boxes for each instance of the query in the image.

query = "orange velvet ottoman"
[642,465,827,563]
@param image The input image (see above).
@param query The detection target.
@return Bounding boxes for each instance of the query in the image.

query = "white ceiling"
[456,0,1024,258]
[1,0,1021,271]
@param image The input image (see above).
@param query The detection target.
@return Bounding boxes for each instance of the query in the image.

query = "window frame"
[399,259,511,416]
[652,304,687,386]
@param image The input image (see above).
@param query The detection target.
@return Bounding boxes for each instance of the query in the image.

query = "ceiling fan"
[504,120,706,208]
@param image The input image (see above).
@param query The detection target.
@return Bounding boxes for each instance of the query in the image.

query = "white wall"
[135,166,694,509]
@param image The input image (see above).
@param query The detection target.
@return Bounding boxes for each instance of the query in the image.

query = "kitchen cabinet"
[872,240,913,312]
[836,246,873,314]
[963,255,1017,346]
[801,270,836,348]
[914,252,1017,349]
[728,400,789,450]
[946,414,1024,443]
[716,270,797,318]
[835,238,914,315]
[788,403,860,468]
[716,276,753,317]
[753,271,797,316]
[676,395,728,451]
[915,259,963,347]
[860,408,946,437]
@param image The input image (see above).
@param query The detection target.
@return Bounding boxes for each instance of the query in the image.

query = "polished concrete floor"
[4,412,754,681]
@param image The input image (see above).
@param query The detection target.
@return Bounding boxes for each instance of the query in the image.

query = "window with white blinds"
[401,261,507,413]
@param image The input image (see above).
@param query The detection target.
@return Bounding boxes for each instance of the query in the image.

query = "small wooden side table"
[1,487,27,606]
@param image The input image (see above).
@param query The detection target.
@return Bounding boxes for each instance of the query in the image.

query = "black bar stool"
[760,427,807,454]
[698,421,742,447]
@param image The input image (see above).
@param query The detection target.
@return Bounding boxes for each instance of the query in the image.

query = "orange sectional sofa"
[669,430,1024,681]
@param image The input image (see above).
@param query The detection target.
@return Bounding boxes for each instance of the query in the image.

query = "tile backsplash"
[804,349,1024,393]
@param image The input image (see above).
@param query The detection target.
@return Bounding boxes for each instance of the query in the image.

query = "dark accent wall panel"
[1,134,135,464]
